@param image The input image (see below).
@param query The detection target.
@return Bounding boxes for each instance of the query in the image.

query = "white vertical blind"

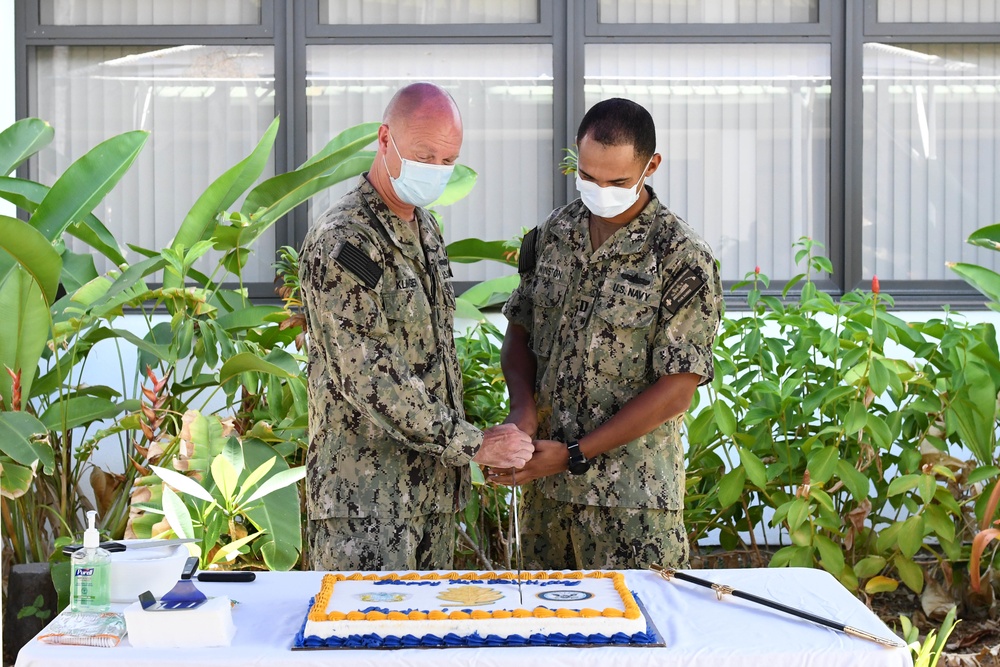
[40,0,261,25]
[319,0,537,25]
[305,44,553,283]
[862,43,1000,281]
[877,0,1000,23]
[598,0,818,24]
[585,43,830,281]
[34,45,277,281]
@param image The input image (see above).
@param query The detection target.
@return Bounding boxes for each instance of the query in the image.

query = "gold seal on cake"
[436,585,504,606]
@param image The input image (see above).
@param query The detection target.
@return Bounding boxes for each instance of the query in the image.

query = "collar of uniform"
[561,186,661,260]
[613,187,661,256]
[358,175,423,260]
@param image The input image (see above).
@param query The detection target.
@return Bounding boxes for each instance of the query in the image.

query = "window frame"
[578,0,844,299]
[304,0,554,38]
[12,0,998,308]
[863,0,1000,37]
[847,0,1000,304]
[24,0,276,38]
[16,0,290,301]
[584,0,833,37]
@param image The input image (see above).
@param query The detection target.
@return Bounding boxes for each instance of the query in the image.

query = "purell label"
[74,567,95,577]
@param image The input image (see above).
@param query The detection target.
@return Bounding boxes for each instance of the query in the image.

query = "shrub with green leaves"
[686,237,1000,596]
[453,321,519,570]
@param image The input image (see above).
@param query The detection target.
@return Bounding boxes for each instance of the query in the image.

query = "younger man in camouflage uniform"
[300,83,532,572]
[495,98,722,570]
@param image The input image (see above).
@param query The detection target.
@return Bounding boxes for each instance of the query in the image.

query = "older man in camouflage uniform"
[495,98,722,570]
[300,83,533,572]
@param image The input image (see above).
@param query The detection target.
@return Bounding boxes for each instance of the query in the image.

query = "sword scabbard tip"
[844,626,906,649]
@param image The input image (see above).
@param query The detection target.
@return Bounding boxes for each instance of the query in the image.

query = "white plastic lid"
[83,510,99,549]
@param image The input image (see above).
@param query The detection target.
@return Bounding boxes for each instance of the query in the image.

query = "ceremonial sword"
[511,467,523,604]
[649,564,905,648]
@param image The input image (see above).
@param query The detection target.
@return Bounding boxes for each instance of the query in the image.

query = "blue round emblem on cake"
[358,592,410,603]
[537,590,594,602]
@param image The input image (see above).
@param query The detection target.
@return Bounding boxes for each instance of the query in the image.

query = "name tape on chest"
[333,240,382,289]
[663,266,706,315]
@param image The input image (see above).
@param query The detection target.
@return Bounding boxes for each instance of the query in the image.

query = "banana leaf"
[0,268,52,408]
[0,118,53,176]
[0,214,63,305]
[164,116,280,291]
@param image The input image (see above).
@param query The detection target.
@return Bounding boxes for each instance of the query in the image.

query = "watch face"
[568,459,589,475]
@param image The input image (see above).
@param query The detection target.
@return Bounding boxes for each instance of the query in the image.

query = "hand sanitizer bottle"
[70,510,111,612]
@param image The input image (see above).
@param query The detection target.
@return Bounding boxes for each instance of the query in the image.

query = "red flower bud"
[754,265,760,275]
[872,275,880,295]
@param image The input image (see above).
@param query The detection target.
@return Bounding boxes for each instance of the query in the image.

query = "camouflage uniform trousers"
[308,512,456,571]
[519,483,689,570]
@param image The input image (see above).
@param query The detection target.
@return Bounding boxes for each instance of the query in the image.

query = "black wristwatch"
[566,441,590,475]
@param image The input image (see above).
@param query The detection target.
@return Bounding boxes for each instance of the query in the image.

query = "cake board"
[292,594,666,650]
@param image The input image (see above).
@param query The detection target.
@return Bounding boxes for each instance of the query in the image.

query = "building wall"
[1,0,15,217]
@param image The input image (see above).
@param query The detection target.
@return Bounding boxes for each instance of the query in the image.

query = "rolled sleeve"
[652,251,722,385]
[441,420,485,467]
[502,275,533,331]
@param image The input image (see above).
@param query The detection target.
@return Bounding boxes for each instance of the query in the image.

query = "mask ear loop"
[634,155,654,195]
[382,129,403,177]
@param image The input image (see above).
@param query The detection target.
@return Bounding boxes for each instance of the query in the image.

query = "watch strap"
[566,441,589,475]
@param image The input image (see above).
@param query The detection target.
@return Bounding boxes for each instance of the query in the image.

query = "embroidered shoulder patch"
[662,266,706,315]
[333,240,382,289]
[518,227,539,275]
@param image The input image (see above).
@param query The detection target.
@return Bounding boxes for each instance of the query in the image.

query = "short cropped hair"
[575,98,656,163]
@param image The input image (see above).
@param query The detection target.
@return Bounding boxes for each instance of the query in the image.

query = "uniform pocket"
[589,289,656,379]
[382,288,432,322]
[530,280,568,358]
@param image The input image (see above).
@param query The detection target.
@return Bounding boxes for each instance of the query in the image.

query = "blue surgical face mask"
[383,131,455,207]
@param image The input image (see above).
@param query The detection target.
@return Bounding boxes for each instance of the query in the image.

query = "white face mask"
[384,131,455,207]
[575,156,653,218]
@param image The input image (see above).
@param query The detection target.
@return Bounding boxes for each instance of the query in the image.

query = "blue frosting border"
[293,592,659,649]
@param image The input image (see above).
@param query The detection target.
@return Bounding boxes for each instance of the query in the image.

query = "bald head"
[368,82,464,218]
[383,82,462,130]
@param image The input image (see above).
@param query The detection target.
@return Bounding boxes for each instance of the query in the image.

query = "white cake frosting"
[300,571,649,646]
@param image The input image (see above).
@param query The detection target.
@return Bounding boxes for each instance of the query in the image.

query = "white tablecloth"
[15,567,912,667]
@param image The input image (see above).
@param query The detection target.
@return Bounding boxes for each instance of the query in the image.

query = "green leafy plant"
[0,118,145,565]
[949,223,1000,311]
[453,322,518,570]
[134,410,305,570]
[559,145,578,175]
[16,595,52,621]
[900,606,958,667]
[0,116,382,576]
[685,237,1000,599]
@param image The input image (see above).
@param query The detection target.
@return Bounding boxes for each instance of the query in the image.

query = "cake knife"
[511,467,523,604]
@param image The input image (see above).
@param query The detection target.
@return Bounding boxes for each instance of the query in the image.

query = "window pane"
[876,1,1000,23]
[319,0,538,25]
[862,43,1000,281]
[585,43,830,281]
[306,44,553,284]
[39,0,261,25]
[33,45,277,281]
[599,0,818,24]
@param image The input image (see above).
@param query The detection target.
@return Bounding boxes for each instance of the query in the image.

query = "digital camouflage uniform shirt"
[299,176,483,522]
[503,188,722,511]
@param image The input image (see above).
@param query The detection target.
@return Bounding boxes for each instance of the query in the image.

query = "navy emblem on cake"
[537,589,594,602]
